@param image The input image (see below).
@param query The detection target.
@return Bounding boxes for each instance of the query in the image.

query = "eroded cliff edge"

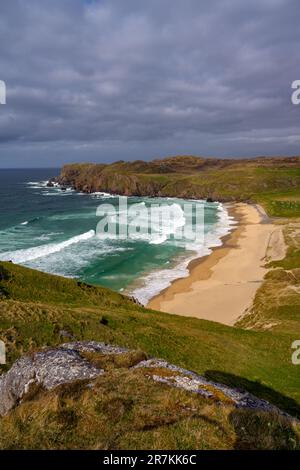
[52,155,300,202]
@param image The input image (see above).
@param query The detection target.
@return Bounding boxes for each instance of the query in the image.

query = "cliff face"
[54,155,300,202]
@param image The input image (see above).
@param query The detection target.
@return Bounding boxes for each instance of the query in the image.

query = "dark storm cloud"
[0,0,300,166]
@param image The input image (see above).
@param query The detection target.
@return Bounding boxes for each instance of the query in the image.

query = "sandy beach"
[147,203,286,325]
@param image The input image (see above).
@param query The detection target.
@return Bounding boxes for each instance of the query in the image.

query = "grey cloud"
[0,0,299,166]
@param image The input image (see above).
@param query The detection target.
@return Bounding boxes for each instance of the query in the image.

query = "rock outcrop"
[0,341,296,421]
[0,342,128,416]
[134,359,288,414]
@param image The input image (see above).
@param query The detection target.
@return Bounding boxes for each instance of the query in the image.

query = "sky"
[0,0,300,168]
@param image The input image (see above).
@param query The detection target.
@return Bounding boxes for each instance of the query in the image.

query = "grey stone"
[0,342,296,422]
[0,345,103,416]
[61,341,129,355]
[134,359,294,419]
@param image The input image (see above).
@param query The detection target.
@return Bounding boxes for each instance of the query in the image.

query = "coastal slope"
[53,155,299,324]
[1,209,300,448]
[1,253,300,419]
[54,155,300,217]
[0,155,299,449]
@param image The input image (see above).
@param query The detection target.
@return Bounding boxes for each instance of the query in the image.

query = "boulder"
[0,341,296,422]
[0,344,105,416]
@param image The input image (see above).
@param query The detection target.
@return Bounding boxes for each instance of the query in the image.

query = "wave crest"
[0,230,95,263]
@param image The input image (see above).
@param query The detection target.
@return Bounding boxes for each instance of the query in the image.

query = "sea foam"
[129,203,237,305]
[0,230,95,263]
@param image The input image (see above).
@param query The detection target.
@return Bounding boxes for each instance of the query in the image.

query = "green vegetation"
[1,255,300,420]
[1,155,299,449]
[57,156,300,217]
[237,219,300,335]
[256,189,300,218]
[1,367,299,450]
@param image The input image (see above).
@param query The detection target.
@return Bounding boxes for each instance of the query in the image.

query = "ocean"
[0,168,236,304]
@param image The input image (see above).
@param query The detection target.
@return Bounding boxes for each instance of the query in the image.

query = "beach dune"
[147,203,286,326]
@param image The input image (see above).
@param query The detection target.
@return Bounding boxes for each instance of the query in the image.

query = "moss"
[80,350,148,370]
[53,408,79,428]
[56,380,91,401]
[199,384,234,405]
[140,367,184,379]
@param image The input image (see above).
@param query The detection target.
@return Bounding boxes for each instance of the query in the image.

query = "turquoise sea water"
[0,169,236,304]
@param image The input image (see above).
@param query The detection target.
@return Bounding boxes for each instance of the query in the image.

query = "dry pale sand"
[147,203,286,326]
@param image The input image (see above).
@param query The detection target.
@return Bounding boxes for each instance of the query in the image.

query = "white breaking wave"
[100,202,187,245]
[49,212,96,221]
[129,202,186,245]
[91,191,118,199]
[41,188,76,197]
[130,203,237,305]
[0,230,95,263]
[27,180,77,197]
[28,241,131,279]
[149,203,186,244]
[28,181,121,200]
[26,180,49,189]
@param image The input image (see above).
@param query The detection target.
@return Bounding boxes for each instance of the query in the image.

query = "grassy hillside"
[1,363,299,450]
[55,156,300,217]
[237,219,300,334]
[1,155,300,448]
[1,256,300,420]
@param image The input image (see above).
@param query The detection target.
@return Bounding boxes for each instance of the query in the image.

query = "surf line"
[96,196,205,243]
[0,230,95,264]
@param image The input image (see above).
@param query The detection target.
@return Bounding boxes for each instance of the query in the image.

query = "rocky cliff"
[53,155,300,202]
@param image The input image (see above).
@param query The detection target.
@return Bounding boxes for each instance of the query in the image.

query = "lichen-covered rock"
[0,344,104,416]
[134,359,293,418]
[61,341,129,355]
[0,342,296,421]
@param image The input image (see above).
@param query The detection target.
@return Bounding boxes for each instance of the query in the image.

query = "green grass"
[0,262,129,307]
[1,258,300,419]
[58,157,300,216]
[237,219,300,339]
[1,155,299,448]
[1,210,300,449]
[256,189,300,218]
[1,179,300,448]
[1,367,299,450]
